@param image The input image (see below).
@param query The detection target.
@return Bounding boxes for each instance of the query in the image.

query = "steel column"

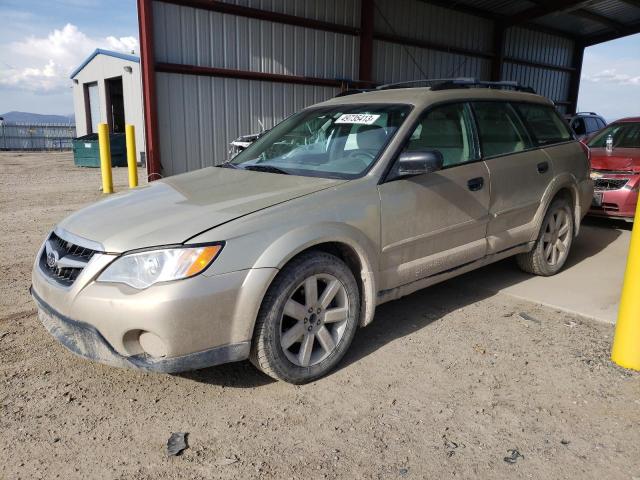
[137,0,162,181]
[567,42,584,115]
[359,0,374,83]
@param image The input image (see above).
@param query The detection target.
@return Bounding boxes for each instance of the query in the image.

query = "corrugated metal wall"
[155,73,337,174]
[153,2,359,79]
[150,0,579,176]
[503,27,574,113]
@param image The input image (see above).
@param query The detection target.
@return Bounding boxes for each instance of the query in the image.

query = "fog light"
[138,331,168,358]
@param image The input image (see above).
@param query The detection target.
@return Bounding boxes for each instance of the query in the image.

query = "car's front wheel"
[250,251,360,384]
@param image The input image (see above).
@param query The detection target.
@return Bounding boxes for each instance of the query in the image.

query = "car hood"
[58,167,346,252]
[590,148,640,173]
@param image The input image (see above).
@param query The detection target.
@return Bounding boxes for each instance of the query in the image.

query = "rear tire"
[250,251,360,384]
[517,197,574,276]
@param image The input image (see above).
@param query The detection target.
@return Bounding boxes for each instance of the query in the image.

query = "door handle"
[537,161,549,174]
[467,177,484,191]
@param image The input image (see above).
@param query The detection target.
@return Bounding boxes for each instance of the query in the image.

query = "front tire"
[517,197,574,276]
[250,251,360,384]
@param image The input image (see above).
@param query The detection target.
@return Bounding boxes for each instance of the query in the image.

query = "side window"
[572,118,586,135]
[584,117,599,133]
[472,102,532,158]
[404,103,476,168]
[597,118,606,129]
[515,103,572,145]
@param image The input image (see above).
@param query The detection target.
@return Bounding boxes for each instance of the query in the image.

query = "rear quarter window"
[515,103,572,146]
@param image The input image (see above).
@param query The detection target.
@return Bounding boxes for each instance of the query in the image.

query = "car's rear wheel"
[517,197,574,276]
[250,251,360,384]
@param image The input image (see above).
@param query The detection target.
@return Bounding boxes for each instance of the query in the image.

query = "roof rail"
[575,112,598,116]
[375,77,536,94]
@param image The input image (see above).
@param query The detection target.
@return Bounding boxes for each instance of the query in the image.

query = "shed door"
[86,82,100,134]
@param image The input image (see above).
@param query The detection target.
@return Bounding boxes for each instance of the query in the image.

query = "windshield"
[228,104,411,179]
[588,122,640,148]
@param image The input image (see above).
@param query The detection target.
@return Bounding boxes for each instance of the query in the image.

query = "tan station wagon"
[32,80,594,383]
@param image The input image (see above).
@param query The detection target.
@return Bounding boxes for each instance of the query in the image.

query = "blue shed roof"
[70,49,140,79]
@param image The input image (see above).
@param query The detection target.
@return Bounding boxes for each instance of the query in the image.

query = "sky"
[0,0,139,115]
[0,1,638,120]
[578,33,640,122]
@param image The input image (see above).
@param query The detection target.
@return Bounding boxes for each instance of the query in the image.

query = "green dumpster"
[72,133,127,167]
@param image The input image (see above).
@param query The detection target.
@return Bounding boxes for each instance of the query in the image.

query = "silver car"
[32,83,593,383]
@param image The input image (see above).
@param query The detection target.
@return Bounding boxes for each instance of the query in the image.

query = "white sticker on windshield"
[335,113,381,125]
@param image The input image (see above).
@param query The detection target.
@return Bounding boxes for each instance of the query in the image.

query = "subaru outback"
[32,80,593,384]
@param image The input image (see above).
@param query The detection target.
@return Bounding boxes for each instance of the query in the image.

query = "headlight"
[97,244,223,289]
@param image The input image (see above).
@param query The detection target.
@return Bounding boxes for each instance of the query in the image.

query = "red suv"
[588,117,640,222]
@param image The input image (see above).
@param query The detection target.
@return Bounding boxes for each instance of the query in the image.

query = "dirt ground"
[1,151,639,480]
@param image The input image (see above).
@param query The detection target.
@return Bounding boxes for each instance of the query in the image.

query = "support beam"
[583,19,640,45]
[571,9,626,32]
[155,63,347,88]
[137,0,162,181]
[506,0,591,25]
[491,23,505,81]
[373,32,494,60]
[567,42,585,115]
[359,0,374,83]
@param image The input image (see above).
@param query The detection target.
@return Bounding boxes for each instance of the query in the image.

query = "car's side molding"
[251,222,379,327]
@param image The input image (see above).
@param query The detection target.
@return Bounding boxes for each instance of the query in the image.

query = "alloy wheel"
[542,207,571,266]
[279,273,349,367]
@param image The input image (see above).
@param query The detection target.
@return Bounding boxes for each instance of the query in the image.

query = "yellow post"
[611,197,640,370]
[125,124,138,188]
[97,123,113,194]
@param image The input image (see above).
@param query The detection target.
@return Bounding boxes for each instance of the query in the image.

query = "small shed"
[70,49,146,165]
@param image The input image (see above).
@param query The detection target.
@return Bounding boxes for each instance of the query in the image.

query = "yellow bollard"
[611,196,640,370]
[97,123,113,194]
[125,124,138,188]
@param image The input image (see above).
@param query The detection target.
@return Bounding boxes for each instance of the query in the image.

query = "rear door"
[473,101,550,253]
[378,102,490,290]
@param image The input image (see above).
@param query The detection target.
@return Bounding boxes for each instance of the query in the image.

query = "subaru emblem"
[46,250,59,269]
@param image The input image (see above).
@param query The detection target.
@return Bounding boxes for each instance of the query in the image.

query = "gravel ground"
[1,152,639,480]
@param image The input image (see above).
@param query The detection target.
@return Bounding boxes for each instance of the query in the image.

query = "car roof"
[315,87,554,110]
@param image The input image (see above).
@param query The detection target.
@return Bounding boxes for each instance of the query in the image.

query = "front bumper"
[32,288,249,373]
[589,188,638,220]
[31,247,277,372]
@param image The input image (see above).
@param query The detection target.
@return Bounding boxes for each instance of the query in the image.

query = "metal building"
[71,49,147,164]
[136,0,640,179]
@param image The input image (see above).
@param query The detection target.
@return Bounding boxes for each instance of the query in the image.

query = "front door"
[378,102,491,291]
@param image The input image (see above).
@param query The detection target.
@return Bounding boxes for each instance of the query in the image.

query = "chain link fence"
[0,122,77,151]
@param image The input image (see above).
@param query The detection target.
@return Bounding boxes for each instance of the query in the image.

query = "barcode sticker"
[335,114,380,125]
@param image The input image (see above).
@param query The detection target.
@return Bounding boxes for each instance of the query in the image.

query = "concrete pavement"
[448,218,632,324]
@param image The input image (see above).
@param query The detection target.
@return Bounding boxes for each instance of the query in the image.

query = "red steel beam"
[359,0,374,83]
[137,0,162,181]
[156,62,349,88]
[373,32,494,60]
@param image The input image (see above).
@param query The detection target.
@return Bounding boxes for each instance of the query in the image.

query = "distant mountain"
[0,111,75,124]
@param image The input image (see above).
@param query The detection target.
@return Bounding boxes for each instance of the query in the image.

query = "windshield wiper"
[242,165,291,175]
[217,161,240,169]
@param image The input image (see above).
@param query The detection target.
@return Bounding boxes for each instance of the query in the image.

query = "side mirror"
[396,149,444,177]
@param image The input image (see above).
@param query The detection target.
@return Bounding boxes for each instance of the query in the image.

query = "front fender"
[252,222,379,326]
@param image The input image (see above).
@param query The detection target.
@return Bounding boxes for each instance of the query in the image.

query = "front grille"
[40,231,99,287]
[594,178,628,191]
